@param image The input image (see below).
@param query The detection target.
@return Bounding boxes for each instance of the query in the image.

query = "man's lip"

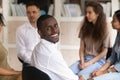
[51,33,58,37]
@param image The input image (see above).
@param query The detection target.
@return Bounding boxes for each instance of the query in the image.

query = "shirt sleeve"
[31,43,78,80]
[48,53,78,80]
[16,28,31,63]
[114,62,120,72]
[107,34,118,65]
[107,49,116,65]
[113,36,120,72]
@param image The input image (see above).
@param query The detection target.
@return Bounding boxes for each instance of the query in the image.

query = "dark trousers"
[22,65,51,80]
[18,58,51,80]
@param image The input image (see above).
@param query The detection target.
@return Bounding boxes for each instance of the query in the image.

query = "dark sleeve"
[107,47,117,65]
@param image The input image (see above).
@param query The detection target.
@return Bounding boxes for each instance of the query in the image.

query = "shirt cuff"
[114,63,120,72]
[107,58,112,64]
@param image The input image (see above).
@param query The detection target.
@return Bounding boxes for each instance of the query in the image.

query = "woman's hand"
[79,63,85,69]
[9,69,21,76]
[79,62,89,69]
[89,70,106,80]
[92,70,106,77]
[10,69,21,75]
[14,70,21,75]
[88,78,94,80]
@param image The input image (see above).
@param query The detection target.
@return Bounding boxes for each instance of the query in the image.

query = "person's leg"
[17,74,22,80]
[70,55,93,75]
[70,60,80,75]
[93,72,120,80]
[23,66,51,80]
[70,55,94,75]
[22,63,30,80]
[17,58,25,80]
[78,56,106,80]
[78,61,103,80]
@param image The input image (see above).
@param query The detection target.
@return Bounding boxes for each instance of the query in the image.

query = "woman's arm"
[0,68,20,76]
[80,40,84,64]
[92,43,118,77]
[92,62,111,77]
[79,40,85,69]
[85,47,108,67]
[92,62,118,77]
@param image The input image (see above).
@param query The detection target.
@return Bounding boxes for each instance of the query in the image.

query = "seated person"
[0,14,21,80]
[89,10,120,80]
[30,15,79,80]
[70,1,112,80]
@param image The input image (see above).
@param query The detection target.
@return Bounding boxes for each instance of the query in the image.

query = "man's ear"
[38,30,42,36]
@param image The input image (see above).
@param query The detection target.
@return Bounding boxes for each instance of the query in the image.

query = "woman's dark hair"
[0,13,5,26]
[114,10,120,22]
[79,1,107,42]
[37,15,53,30]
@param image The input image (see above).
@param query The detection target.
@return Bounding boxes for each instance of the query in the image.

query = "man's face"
[26,5,40,23]
[39,17,60,43]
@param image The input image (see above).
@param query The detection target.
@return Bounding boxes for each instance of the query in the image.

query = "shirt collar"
[41,39,58,46]
[27,21,37,31]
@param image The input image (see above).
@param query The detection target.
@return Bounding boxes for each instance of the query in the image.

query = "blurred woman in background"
[0,13,21,80]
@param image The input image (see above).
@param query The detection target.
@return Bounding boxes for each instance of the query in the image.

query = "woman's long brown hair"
[79,1,107,42]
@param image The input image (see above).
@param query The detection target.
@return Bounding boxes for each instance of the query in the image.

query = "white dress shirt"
[31,39,78,80]
[16,22,40,63]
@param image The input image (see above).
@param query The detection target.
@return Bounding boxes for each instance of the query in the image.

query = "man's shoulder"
[35,41,42,48]
[34,41,48,51]
[17,22,30,31]
[19,22,29,28]
[16,22,28,36]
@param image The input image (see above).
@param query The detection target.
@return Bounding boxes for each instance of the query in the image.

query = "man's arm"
[84,48,108,68]
[16,29,30,63]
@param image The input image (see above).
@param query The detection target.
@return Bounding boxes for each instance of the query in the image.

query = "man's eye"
[54,24,58,28]
[46,27,51,31]
[33,11,37,14]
